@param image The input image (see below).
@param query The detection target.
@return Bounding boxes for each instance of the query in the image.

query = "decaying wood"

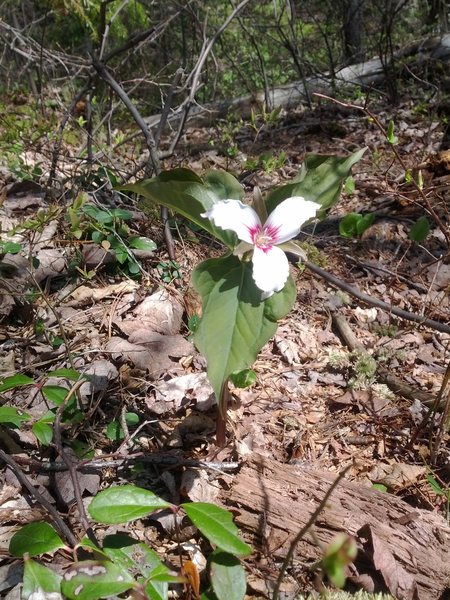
[218,454,450,600]
[147,33,450,133]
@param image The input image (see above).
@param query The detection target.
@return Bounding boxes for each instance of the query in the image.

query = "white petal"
[252,245,289,295]
[202,200,260,244]
[264,196,320,244]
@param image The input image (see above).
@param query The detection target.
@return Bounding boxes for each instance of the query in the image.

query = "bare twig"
[91,56,176,259]
[11,452,240,474]
[46,81,93,193]
[304,260,450,334]
[0,448,77,547]
[53,379,96,540]
[332,313,438,407]
[314,92,450,247]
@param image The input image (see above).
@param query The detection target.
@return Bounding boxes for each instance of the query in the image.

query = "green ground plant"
[9,485,252,600]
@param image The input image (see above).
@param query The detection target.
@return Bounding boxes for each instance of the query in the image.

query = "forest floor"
[0,89,449,599]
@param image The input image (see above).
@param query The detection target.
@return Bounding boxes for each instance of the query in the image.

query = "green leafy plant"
[0,370,86,446]
[320,534,357,588]
[409,216,430,243]
[339,212,375,238]
[123,150,365,442]
[67,192,156,277]
[9,485,251,600]
[245,150,286,173]
[156,259,182,283]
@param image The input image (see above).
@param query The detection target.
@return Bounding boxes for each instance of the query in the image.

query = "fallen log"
[218,454,450,600]
[143,33,450,136]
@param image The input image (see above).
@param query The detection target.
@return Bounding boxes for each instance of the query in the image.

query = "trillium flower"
[202,196,320,298]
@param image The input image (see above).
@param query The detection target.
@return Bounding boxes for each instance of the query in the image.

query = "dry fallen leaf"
[132,289,184,335]
[358,524,419,600]
[369,461,426,490]
[66,280,139,306]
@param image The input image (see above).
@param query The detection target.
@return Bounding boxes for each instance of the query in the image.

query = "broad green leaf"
[46,368,83,380]
[88,485,172,524]
[0,406,30,427]
[339,212,374,238]
[121,169,239,248]
[229,369,256,388]
[0,241,22,254]
[125,412,139,426]
[61,560,134,600]
[129,236,157,251]
[102,535,173,598]
[339,213,360,238]
[182,503,251,557]
[42,385,68,405]
[106,420,124,441]
[372,483,388,492]
[203,170,244,201]
[9,522,65,557]
[32,420,54,445]
[210,550,246,600]
[23,558,62,598]
[409,216,430,243]
[110,208,133,220]
[192,254,295,403]
[355,213,374,235]
[266,148,367,216]
[0,374,34,392]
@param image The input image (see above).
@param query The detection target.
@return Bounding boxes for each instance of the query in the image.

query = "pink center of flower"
[248,223,280,251]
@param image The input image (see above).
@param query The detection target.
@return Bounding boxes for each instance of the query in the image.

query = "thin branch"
[91,56,176,259]
[53,380,96,541]
[304,260,450,335]
[0,448,77,547]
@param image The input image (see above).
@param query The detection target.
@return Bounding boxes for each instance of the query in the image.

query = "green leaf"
[266,148,367,216]
[110,208,133,220]
[0,241,22,254]
[23,558,62,598]
[344,176,355,195]
[387,120,398,144]
[9,522,65,557]
[46,368,83,381]
[61,560,134,600]
[229,369,256,388]
[106,420,124,441]
[0,406,30,427]
[32,420,54,445]
[426,473,450,499]
[409,216,430,243]
[321,533,357,589]
[203,170,244,201]
[129,236,157,251]
[182,503,252,557]
[210,550,246,600]
[192,254,295,404]
[102,535,173,598]
[121,169,240,248]
[88,485,172,524]
[0,374,34,392]
[42,385,68,405]
[355,213,374,235]
[125,412,139,426]
[339,212,374,238]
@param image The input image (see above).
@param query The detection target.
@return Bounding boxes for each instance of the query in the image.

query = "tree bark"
[218,454,450,600]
